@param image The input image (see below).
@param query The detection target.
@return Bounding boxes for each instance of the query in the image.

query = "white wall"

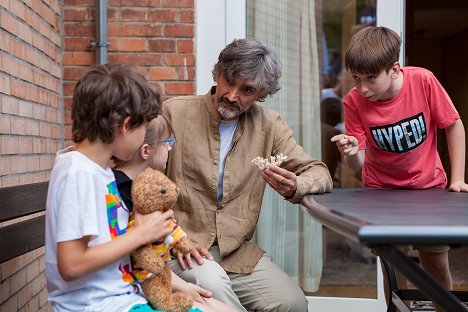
[195,0,246,94]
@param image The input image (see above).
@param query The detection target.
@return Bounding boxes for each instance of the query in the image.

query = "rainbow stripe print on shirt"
[106,180,128,239]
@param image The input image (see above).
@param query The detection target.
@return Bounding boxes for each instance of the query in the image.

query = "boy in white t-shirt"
[45,64,175,312]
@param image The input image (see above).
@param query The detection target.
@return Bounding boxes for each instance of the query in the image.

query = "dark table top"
[301,188,468,245]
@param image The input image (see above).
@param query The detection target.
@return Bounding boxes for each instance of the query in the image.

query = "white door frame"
[195,1,404,311]
[195,0,246,94]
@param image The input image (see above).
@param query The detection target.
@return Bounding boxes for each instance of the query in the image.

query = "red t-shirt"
[344,67,459,189]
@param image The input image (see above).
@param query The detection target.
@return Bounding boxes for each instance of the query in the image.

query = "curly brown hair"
[72,64,161,144]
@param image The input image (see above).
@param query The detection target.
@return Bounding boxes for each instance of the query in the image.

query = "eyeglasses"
[159,136,176,147]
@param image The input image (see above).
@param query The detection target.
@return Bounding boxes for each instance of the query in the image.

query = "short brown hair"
[345,26,401,75]
[72,64,161,143]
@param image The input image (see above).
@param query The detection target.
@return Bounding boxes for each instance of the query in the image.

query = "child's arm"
[331,134,365,171]
[445,119,468,192]
[171,270,212,302]
[57,210,174,281]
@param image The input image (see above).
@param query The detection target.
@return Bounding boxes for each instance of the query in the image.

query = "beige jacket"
[163,88,332,273]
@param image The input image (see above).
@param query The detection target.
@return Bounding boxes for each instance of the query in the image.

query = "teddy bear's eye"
[160,187,166,194]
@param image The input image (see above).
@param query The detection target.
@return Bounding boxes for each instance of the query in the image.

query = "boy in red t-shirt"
[332,26,468,312]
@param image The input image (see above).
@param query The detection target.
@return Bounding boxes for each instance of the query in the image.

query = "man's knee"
[269,289,308,312]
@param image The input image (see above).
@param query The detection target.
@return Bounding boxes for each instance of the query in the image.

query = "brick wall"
[0,0,62,310]
[63,0,196,139]
[1,0,196,310]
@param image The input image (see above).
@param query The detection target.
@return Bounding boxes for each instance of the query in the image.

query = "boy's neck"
[74,139,113,169]
[116,162,147,180]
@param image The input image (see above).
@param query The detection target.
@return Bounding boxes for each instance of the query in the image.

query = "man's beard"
[217,96,242,119]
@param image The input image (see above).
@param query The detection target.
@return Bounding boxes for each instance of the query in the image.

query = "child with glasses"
[112,115,238,312]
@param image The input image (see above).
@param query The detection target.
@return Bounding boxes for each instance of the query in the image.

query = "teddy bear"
[130,167,194,312]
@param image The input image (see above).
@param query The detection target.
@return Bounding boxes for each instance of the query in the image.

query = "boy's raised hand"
[331,134,359,156]
[448,181,468,193]
[134,210,174,245]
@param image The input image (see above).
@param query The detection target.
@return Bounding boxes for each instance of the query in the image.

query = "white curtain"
[248,0,323,292]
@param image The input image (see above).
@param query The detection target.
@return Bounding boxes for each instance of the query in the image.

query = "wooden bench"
[0,181,49,263]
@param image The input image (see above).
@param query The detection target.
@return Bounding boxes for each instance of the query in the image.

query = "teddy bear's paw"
[156,292,193,312]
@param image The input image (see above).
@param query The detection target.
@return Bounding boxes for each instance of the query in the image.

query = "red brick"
[0,277,10,303]
[64,23,94,36]
[18,173,35,185]
[177,39,193,53]
[148,39,176,52]
[1,175,20,187]
[108,23,162,37]
[22,294,39,312]
[1,54,20,77]
[19,63,34,83]
[177,67,195,80]
[148,9,176,22]
[63,0,94,5]
[149,67,177,80]
[1,258,20,281]
[5,127,22,147]
[0,76,11,94]
[119,38,148,52]
[164,24,194,37]
[0,296,18,312]
[11,156,27,173]
[1,96,19,115]
[64,37,93,51]
[0,157,11,176]
[25,155,40,171]
[18,101,34,118]
[26,261,40,283]
[10,268,26,295]
[0,11,19,36]
[64,8,87,21]
[63,67,85,81]
[39,122,51,138]
[107,53,163,66]
[11,116,27,135]
[165,81,194,95]
[10,0,26,20]
[62,81,77,96]
[121,8,147,20]
[18,137,33,154]
[39,154,52,170]
[112,0,152,6]
[0,31,10,52]
[164,53,194,66]
[17,283,32,309]
[0,113,10,133]
[17,22,33,45]
[161,0,194,8]
[63,52,95,65]
[178,10,194,23]
[26,119,39,136]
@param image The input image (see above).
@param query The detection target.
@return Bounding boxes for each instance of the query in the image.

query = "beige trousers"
[168,245,308,312]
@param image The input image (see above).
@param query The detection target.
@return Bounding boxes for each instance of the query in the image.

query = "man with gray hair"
[163,38,332,311]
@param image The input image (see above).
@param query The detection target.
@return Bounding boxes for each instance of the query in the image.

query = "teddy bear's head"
[131,168,179,215]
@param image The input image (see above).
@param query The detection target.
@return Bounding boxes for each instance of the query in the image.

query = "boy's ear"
[119,117,132,134]
[391,62,401,79]
[140,144,151,160]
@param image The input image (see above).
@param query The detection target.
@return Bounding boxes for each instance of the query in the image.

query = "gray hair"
[212,38,281,102]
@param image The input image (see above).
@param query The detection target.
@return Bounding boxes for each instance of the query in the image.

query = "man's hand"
[448,180,468,192]
[331,134,359,156]
[174,241,213,270]
[261,165,297,198]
